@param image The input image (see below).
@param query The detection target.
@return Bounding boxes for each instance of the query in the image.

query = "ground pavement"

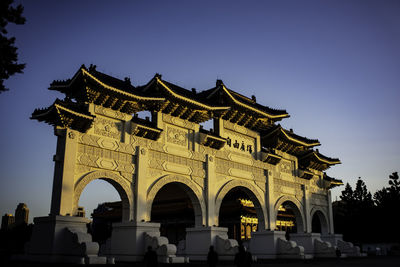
[2,256,400,267]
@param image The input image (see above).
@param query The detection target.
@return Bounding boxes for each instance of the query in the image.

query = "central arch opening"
[218,187,262,243]
[150,183,196,245]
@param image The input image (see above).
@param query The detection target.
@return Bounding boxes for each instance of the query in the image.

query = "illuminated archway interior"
[276,201,298,234]
[219,188,258,241]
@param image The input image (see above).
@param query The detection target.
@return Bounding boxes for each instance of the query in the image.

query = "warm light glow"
[276,220,295,227]
[240,215,258,224]
[239,198,254,207]
[278,205,286,212]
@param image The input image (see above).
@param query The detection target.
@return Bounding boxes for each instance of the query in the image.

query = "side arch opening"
[74,171,133,244]
[311,209,329,234]
[275,199,305,234]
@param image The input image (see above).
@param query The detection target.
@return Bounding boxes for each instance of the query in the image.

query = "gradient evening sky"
[0,0,399,222]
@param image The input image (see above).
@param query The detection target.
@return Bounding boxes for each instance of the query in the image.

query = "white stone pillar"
[205,154,216,227]
[134,146,149,222]
[266,170,275,230]
[303,185,312,233]
[327,191,334,234]
[50,128,78,216]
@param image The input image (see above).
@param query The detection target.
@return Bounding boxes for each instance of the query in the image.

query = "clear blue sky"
[1,0,399,222]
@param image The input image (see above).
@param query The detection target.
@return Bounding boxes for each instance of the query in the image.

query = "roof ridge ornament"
[216,79,224,87]
[124,77,131,85]
[88,64,97,72]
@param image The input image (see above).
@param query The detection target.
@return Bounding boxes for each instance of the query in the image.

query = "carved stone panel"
[94,105,128,120]
[215,158,264,182]
[311,193,328,206]
[148,150,205,180]
[76,143,135,180]
[274,178,303,197]
[93,117,123,140]
[166,125,188,147]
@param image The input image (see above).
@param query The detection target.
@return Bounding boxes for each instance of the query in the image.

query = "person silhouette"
[144,246,158,267]
[207,245,218,267]
[244,246,253,267]
[234,245,247,267]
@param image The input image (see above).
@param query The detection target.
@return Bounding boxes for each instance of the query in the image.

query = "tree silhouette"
[0,0,26,93]
[340,183,354,203]
[373,172,400,242]
[334,177,375,243]
[334,173,400,244]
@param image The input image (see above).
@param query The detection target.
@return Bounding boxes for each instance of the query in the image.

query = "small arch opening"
[275,201,304,234]
[78,179,122,245]
[276,203,297,234]
[311,210,329,234]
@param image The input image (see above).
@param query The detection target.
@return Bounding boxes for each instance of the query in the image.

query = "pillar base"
[292,233,336,258]
[185,226,228,261]
[250,230,307,259]
[24,215,106,264]
[101,221,160,262]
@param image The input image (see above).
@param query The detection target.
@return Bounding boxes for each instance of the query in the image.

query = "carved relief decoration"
[273,178,303,197]
[311,193,328,206]
[94,105,127,120]
[223,120,259,138]
[279,160,293,174]
[76,143,135,179]
[215,158,264,182]
[148,150,205,179]
[166,125,188,147]
[79,133,136,154]
[163,114,196,130]
[94,117,122,140]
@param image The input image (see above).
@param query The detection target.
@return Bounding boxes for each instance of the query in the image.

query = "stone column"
[266,170,275,230]
[134,146,149,222]
[302,185,312,233]
[205,154,217,227]
[50,128,78,216]
[327,191,334,234]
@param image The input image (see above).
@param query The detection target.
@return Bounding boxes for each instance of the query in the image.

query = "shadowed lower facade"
[24,65,361,264]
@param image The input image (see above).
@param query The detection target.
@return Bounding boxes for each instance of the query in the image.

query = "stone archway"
[74,170,133,221]
[215,179,267,231]
[310,208,329,234]
[274,196,305,233]
[147,175,206,227]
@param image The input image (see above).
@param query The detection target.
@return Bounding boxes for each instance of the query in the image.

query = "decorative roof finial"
[216,79,223,87]
[251,95,257,102]
[191,88,197,94]
[124,77,131,85]
[89,64,97,71]
[154,73,162,79]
